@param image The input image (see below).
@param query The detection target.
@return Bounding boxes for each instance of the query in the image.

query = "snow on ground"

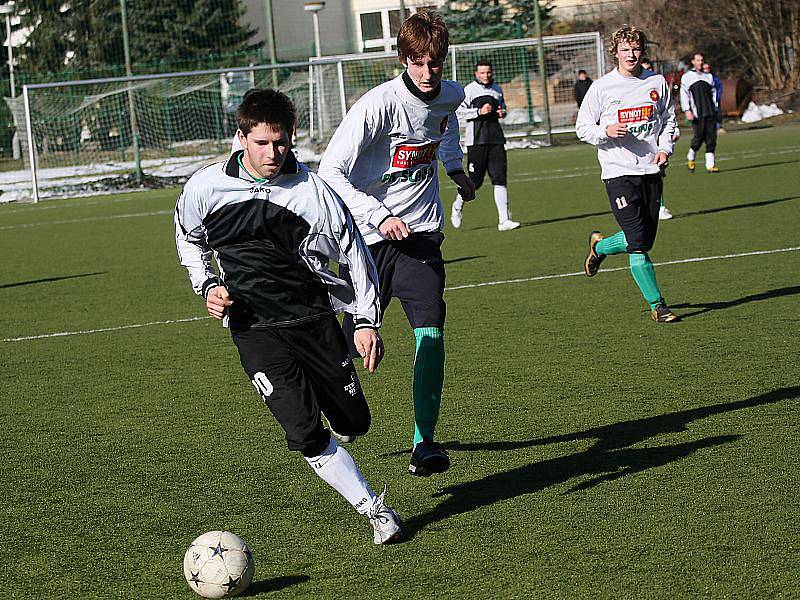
[0,145,324,203]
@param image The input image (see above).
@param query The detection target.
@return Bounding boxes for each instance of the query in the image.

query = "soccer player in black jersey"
[175,89,402,544]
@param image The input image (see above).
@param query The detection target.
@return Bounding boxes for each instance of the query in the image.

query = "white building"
[240,0,442,60]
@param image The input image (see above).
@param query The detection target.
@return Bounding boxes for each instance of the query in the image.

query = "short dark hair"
[397,10,449,63]
[577,69,587,75]
[475,59,493,69]
[236,89,295,137]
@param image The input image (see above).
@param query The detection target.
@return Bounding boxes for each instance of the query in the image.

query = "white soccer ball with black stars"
[183,531,255,598]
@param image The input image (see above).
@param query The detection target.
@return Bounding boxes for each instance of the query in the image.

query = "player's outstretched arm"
[353,328,384,373]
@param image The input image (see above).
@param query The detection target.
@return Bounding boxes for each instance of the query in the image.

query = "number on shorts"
[252,371,274,400]
[615,196,628,209]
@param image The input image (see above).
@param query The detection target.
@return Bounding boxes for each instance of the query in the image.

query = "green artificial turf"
[2,123,798,599]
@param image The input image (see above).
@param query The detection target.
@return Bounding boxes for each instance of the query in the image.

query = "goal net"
[9,32,604,202]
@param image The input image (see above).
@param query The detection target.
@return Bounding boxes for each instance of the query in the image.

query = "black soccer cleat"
[584,230,606,277]
[652,303,680,323]
[408,438,450,477]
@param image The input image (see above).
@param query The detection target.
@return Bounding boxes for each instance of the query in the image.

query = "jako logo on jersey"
[249,186,270,195]
[617,105,654,124]
[391,142,439,169]
[650,89,660,102]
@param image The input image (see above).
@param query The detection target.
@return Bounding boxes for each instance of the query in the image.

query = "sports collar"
[226,149,299,181]
[402,71,441,102]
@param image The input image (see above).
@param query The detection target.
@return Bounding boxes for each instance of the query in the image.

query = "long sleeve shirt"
[576,68,677,180]
[318,73,464,245]
[457,80,507,146]
[175,151,381,331]
[680,70,718,117]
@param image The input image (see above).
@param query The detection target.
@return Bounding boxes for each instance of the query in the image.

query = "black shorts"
[604,173,663,253]
[467,144,507,188]
[342,231,446,349]
[231,315,370,457]
[690,116,718,153]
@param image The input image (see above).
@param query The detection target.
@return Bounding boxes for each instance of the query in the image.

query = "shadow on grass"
[718,158,800,173]
[443,255,485,265]
[468,210,609,232]
[401,386,799,538]
[244,574,310,596]
[671,286,800,319]
[673,195,799,219]
[0,272,106,289]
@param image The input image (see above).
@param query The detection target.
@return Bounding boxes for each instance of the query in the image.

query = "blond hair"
[609,26,648,63]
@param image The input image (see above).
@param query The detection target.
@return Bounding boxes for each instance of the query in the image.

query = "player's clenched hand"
[479,103,494,115]
[379,216,410,240]
[605,123,628,138]
[450,172,476,201]
[206,285,233,320]
[684,110,694,121]
[653,151,669,169]
[354,328,384,373]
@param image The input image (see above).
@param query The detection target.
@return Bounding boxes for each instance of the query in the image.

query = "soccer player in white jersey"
[175,89,402,544]
[576,26,681,323]
[319,11,476,477]
[451,59,519,231]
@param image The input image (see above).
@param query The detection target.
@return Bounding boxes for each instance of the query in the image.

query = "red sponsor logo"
[391,142,439,169]
[650,89,659,102]
[617,105,654,124]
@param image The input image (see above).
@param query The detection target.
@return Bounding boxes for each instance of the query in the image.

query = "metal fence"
[7,32,604,203]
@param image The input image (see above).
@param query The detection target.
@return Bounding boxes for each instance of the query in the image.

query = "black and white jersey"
[175,151,381,331]
[680,70,717,118]
[457,80,507,146]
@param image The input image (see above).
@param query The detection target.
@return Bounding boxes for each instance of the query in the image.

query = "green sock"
[595,231,627,255]
[412,327,444,447]
[629,252,665,309]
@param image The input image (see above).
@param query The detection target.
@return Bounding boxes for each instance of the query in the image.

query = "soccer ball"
[183,531,255,598]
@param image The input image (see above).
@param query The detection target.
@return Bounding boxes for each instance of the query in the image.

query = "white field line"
[3,316,209,342]
[3,245,798,343]
[0,209,172,230]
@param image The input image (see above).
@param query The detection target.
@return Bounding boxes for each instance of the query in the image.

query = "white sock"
[304,437,375,515]
[494,185,509,223]
[687,148,696,161]
[705,152,715,169]
[453,193,464,211]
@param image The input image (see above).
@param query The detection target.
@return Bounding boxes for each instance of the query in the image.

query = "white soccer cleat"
[498,219,520,231]
[451,205,463,228]
[659,206,673,220]
[367,486,401,545]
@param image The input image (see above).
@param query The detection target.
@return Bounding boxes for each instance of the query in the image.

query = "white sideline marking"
[445,246,800,291]
[2,316,209,342]
[3,246,799,343]
[0,209,172,231]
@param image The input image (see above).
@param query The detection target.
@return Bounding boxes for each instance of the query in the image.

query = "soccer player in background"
[451,59,520,231]
[681,52,720,173]
[576,26,681,323]
[319,11,475,477]
[175,89,402,544]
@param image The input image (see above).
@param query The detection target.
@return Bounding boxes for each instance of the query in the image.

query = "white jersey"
[457,80,507,146]
[318,74,465,245]
[576,68,677,180]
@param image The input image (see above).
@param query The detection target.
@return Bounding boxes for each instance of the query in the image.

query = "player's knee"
[299,434,333,458]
